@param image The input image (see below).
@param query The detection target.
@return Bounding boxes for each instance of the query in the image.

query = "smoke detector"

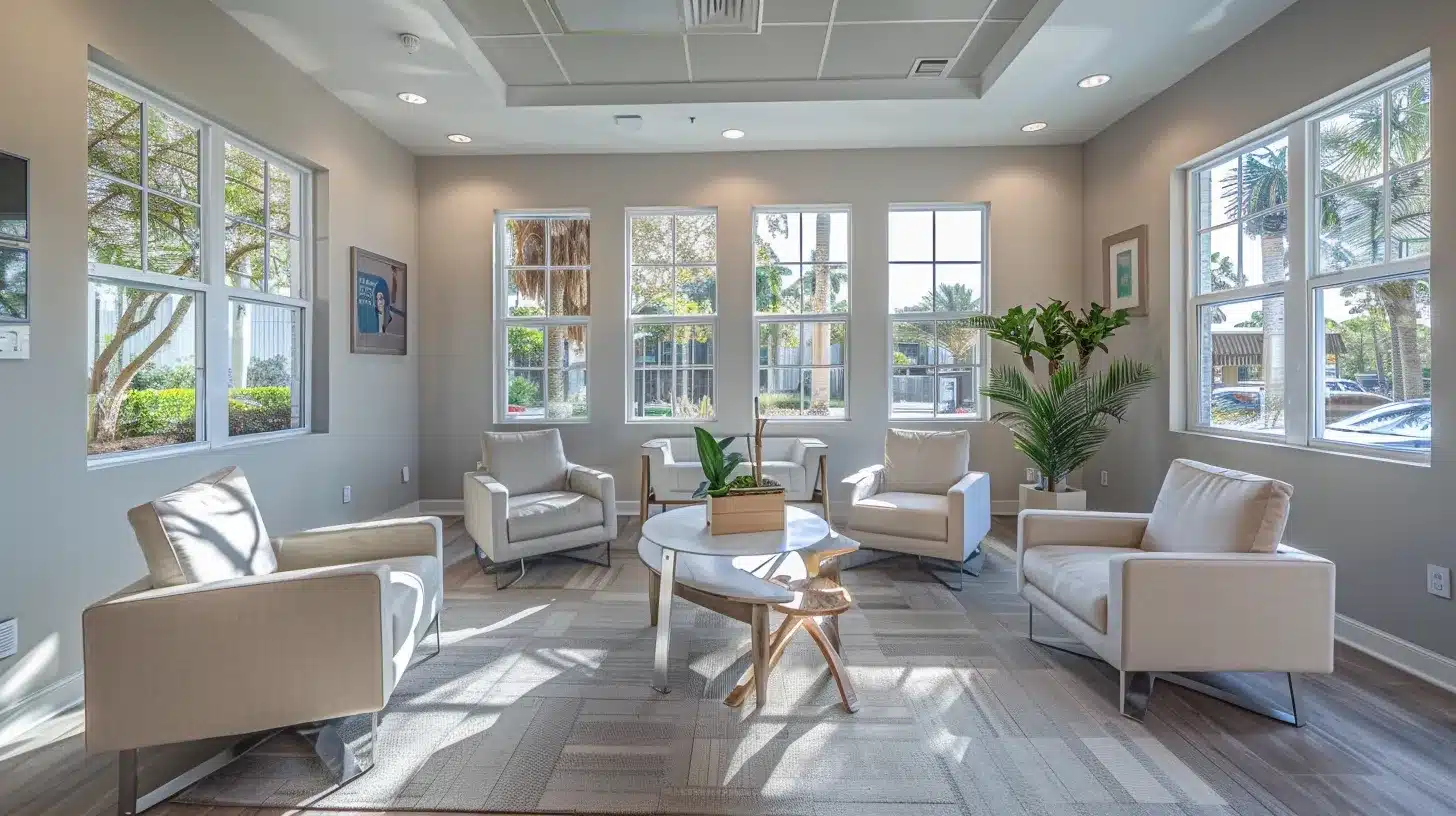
[908,58,951,79]
[399,32,421,54]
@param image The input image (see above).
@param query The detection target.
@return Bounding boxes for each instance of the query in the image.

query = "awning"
[1212,331,1346,367]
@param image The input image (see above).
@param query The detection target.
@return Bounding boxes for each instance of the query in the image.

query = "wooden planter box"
[708,489,786,535]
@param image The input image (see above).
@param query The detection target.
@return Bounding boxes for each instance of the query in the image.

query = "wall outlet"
[0,325,30,360]
[1025,468,1036,483]
[401,466,410,484]
[0,618,17,660]
[1099,470,1109,487]
[1428,565,1451,599]
[342,485,352,504]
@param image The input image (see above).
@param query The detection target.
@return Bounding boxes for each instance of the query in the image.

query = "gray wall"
[416,148,1084,508]
[1083,0,1456,657]
[0,0,419,711]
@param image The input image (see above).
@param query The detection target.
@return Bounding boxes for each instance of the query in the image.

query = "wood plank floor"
[3,516,1452,816]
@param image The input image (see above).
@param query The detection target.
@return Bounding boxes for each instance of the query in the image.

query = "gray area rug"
[175,535,1264,814]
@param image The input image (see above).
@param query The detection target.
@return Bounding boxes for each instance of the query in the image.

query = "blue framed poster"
[351,246,407,355]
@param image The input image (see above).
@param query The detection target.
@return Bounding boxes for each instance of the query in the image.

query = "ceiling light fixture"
[397,92,428,105]
[1078,74,1111,88]
[722,128,745,139]
[446,133,472,143]
[1021,121,1048,132]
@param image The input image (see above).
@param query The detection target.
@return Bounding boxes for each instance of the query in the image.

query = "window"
[887,205,987,418]
[496,212,590,421]
[753,207,848,418]
[628,208,716,420]
[86,70,310,459]
[1185,62,1431,459]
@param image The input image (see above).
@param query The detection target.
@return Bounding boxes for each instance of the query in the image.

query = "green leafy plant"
[1066,303,1131,369]
[1033,300,1076,375]
[969,305,1040,370]
[691,427,745,498]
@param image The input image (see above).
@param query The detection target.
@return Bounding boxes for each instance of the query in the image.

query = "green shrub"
[131,362,196,391]
[246,355,293,388]
[117,388,197,437]
[508,376,540,407]
[228,386,296,435]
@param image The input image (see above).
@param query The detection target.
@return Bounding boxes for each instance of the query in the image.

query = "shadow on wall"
[0,632,61,746]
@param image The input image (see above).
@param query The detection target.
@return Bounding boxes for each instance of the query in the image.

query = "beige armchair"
[1018,458,1335,725]
[841,428,990,590]
[465,428,616,588]
[83,466,444,815]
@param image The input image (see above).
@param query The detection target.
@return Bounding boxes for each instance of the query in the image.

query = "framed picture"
[351,247,408,355]
[1103,225,1148,316]
[0,244,26,323]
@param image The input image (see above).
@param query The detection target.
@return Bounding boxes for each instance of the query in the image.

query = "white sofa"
[640,436,828,520]
[1018,458,1335,725]
[465,428,617,588]
[83,466,443,813]
[841,429,991,590]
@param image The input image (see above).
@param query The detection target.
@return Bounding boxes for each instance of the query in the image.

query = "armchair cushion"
[1022,545,1134,633]
[883,429,970,494]
[127,466,276,587]
[1141,459,1293,554]
[847,491,947,541]
[508,491,604,540]
[482,429,569,496]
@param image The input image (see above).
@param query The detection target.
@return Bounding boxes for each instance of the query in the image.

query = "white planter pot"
[1019,483,1087,512]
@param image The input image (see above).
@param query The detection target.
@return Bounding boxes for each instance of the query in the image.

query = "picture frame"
[351,247,408,355]
[1103,225,1149,317]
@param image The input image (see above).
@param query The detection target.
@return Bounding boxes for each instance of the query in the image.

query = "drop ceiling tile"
[833,0,990,22]
[763,0,835,24]
[987,0,1039,20]
[820,21,975,79]
[447,0,540,36]
[475,37,566,85]
[949,20,1017,77]
[688,27,826,81]
[524,0,563,34]
[549,34,689,84]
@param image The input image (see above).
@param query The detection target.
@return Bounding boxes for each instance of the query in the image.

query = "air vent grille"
[0,618,17,660]
[909,58,951,78]
[684,0,760,32]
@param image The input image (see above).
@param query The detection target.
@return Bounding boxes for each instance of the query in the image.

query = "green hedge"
[117,387,295,438]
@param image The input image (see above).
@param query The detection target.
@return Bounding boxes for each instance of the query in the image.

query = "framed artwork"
[351,247,408,355]
[1103,225,1148,316]
[0,244,26,323]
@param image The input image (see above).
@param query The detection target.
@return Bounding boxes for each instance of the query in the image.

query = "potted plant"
[969,300,1154,512]
[692,400,785,534]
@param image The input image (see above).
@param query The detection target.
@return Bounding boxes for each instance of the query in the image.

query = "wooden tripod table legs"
[725,576,859,713]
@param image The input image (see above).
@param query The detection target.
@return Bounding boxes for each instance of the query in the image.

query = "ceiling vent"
[684,0,760,32]
[909,58,951,79]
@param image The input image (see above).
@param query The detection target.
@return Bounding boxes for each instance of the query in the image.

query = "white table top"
[640,505,829,557]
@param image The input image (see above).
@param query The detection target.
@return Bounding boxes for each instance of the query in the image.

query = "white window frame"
[887,202,990,421]
[493,209,591,424]
[1179,57,1431,464]
[625,206,718,423]
[751,205,851,421]
[87,67,313,469]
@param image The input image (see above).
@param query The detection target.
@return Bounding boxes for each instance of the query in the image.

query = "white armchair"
[640,436,828,520]
[465,428,616,588]
[83,466,443,814]
[1018,458,1335,725]
[841,429,990,590]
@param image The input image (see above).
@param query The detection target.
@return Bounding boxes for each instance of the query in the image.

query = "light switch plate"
[402,466,410,484]
[342,485,352,504]
[0,618,17,660]
[0,325,30,360]
[1428,565,1451,599]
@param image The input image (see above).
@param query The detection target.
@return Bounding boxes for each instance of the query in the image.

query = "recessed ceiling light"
[1021,121,1048,132]
[397,92,428,105]
[722,128,745,140]
[446,133,472,143]
[1078,74,1112,89]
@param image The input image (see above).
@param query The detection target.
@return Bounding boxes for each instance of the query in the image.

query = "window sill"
[889,416,986,423]
[87,429,313,471]
[627,417,718,424]
[1172,427,1430,468]
[498,417,592,425]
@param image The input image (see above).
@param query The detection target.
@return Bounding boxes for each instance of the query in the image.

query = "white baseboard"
[991,500,1020,516]
[0,671,83,752]
[1335,614,1456,694]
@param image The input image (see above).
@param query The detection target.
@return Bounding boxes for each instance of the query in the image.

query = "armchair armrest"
[569,464,618,538]
[642,438,675,466]
[1018,510,1150,550]
[843,464,885,504]
[274,516,443,571]
[83,563,394,752]
[947,471,991,561]
[788,437,828,466]
[464,471,509,561]
[1108,550,1336,673]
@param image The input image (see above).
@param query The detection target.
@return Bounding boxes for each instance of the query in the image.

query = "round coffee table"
[640,504,830,693]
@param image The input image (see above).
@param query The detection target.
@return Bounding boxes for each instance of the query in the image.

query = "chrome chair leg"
[494,558,527,590]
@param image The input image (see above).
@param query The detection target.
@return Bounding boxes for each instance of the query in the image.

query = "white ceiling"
[212,0,1298,155]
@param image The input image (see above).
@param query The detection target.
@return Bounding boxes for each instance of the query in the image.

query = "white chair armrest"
[1018,510,1150,550]
[464,471,510,561]
[83,563,394,752]
[642,438,675,465]
[1108,550,1336,673]
[569,464,618,539]
[947,471,991,561]
[274,516,443,571]
[789,437,827,466]
[843,464,885,503]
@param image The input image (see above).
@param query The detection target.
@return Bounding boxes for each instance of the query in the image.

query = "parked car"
[1323,383,1390,421]
[1324,398,1431,451]
[1325,378,1367,393]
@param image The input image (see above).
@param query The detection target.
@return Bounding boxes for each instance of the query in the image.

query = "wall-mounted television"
[0,150,28,242]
